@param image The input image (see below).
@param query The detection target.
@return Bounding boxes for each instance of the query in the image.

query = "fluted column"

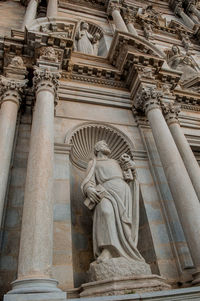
[0,78,26,228]
[8,68,61,294]
[108,1,128,32]
[163,104,200,201]
[22,0,39,29]
[134,87,200,284]
[47,0,58,18]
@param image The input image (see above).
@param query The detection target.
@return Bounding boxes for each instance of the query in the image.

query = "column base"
[192,270,200,286]
[4,292,66,301]
[7,278,62,294]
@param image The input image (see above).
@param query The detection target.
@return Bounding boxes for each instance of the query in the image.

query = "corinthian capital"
[33,67,61,103]
[133,86,162,115]
[107,0,121,15]
[0,76,27,106]
[162,103,181,125]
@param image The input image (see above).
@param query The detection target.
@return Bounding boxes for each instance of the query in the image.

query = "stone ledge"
[70,286,200,301]
[80,275,170,298]
[3,292,67,301]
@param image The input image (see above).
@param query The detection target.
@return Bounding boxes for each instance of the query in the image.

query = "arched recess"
[74,21,107,57]
[66,122,136,287]
[66,122,157,287]
[65,121,135,170]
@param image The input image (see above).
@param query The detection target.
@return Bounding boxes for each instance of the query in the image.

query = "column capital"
[33,67,61,103]
[162,103,181,125]
[0,76,27,107]
[133,86,162,115]
[107,0,122,15]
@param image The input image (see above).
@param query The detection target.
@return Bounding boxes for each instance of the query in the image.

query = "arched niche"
[74,21,108,57]
[65,122,137,287]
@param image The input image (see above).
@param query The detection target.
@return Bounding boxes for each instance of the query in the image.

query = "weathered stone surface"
[80,274,170,297]
[88,257,151,282]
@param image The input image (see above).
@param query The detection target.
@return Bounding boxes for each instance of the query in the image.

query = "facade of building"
[0,0,200,300]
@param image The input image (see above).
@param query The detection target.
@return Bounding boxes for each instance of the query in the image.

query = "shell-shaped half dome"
[69,123,133,170]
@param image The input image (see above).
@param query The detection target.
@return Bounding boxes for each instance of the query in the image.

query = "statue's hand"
[123,160,136,171]
[87,187,101,204]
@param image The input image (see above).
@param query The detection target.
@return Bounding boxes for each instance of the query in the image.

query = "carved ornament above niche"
[66,123,134,170]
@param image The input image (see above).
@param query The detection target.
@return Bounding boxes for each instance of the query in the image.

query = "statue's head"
[82,22,89,30]
[94,140,111,156]
[172,45,179,55]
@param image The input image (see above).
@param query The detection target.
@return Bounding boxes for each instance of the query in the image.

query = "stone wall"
[0,1,24,36]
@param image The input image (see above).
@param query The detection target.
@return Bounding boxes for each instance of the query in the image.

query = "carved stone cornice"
[133,86,162,115]
[162,103,181,125]
[33,67,61,103]
[0,76,27,106]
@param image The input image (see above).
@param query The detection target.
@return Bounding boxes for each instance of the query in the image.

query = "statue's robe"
[76,29,94,55]
[81,158,144,262]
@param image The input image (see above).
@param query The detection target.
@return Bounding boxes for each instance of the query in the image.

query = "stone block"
[53,204,71,221]
[53,180,70,204]
[4,209,19,228]
[54,155,69,180]
[0,256,17,271]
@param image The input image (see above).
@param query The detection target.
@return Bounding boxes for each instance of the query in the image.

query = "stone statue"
[75,22,100,55]
[76,22,94,55]
[167,45,199,81]
[81,140,145,264]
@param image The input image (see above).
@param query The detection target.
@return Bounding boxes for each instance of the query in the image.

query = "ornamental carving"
[133,87,162,114]
[67,123,134,170]
[0,76,27,104]
[39,47,59,62]
[33,68,61,102]
[166,45,200,82]
[162,103,181,125]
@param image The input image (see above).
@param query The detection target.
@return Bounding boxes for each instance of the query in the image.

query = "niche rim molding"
[66,122,135,170]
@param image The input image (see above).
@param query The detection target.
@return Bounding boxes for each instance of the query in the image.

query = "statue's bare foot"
[96,249,112,263]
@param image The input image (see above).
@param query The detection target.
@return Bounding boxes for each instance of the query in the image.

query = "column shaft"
[47,0,58,18]
[179,10,195,28]
[22,0,38,29]
[0,98,19,226]
[147,107,200,271]
[191,5,200,20]
[18,89,54,279]
[9,70,61,294]
[127,22,138,35]
[112,9,128,32]
[168,122,200,201]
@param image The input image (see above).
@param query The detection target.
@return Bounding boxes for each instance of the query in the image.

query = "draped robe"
[82,158,144,262]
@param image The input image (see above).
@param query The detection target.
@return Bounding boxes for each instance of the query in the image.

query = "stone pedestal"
[80,275,170,298]
[81,257,169,298]
[88,258,151,282]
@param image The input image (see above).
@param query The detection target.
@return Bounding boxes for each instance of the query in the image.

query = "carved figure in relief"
[167,45,199,81]
[81,140,144,263]
[76,22,94,55]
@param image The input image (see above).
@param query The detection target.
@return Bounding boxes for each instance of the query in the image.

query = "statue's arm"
[82,160,100,205]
